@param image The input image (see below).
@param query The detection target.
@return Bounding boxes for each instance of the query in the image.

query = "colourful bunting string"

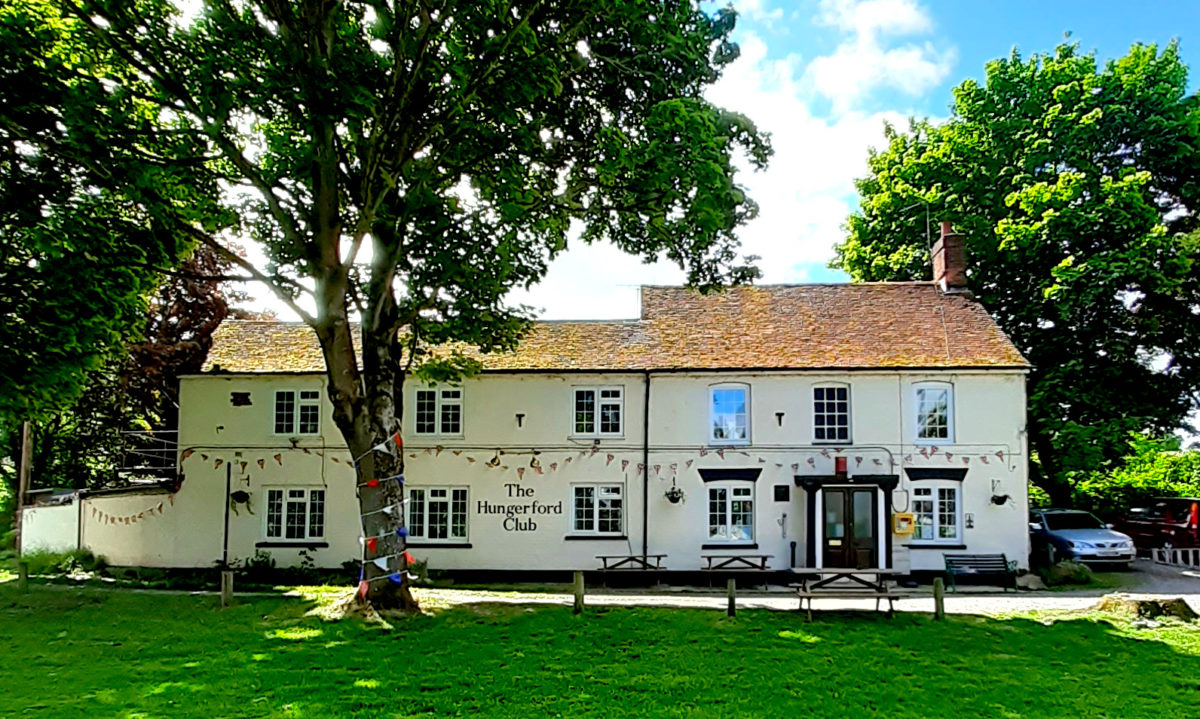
[358,580,370,599]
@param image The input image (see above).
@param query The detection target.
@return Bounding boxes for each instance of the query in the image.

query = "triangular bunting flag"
[201,454,209,461]
[945,452,953,461]
[367,479,379,488]
[517,467,525,479]
[358,580,370,599]
[606,454,615,466]
[793,462,801,472]
[214,459,223,469]
[392,431,403,449]
[257,459,265,469]
[239,461,248,473]
[699,449,708,457]
[686,460,694,468]
[855,457,863,466]
[373,557,389,570]
[467,456,477,463]
[805,458,814,468]
[453,450,462,456]
[550,463,558,472]
[717,449,725,459]
[435,446,444,456]
[621,459,630,471]
[962,457,970,465]
[181,449,194,462]
[274,454,283,466]
[980,456,989,464]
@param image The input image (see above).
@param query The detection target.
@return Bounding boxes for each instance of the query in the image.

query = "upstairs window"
[573,387,624,436]
[709,384,749,444]
[274,390,321,435]
[415,388,463,436]
[915,383,953,443]
[265,487,325,541]
[813,385,850,443]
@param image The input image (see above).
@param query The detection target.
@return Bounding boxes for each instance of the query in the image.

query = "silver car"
[1029,509,1135,566]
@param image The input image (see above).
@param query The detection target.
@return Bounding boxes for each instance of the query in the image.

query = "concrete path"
[420,559,1200,617]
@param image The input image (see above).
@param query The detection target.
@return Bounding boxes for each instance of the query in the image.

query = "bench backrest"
[944,553,1010,571]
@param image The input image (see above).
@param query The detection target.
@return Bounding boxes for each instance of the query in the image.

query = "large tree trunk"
[1028,419,1073,507]
[315,306,418,612]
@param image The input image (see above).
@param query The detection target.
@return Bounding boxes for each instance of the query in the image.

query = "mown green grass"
[1,583,1198,718]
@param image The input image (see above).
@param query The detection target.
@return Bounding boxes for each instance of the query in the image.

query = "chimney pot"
[933,221,967,292]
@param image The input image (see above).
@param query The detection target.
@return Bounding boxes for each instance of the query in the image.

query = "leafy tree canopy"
[1,0,769,606]
[834,42,1200,503]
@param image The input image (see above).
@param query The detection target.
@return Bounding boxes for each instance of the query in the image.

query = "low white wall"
[20,504,79,554]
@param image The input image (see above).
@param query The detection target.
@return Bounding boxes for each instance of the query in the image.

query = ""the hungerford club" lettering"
[477,484,564,531]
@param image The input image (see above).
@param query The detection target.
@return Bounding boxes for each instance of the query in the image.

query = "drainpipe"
[221,461,232,569]
[642,370,651,558]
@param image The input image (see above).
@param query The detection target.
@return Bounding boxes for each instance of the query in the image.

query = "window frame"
[569,483,625,536]
[272,389,322,437]
[570,386,625,438]
[812,383,852,444]
[412,387,465,437]
[263,486,326,541]
[706,480,755,544]
[406,485,470,543]
[708,383,751,446]
[914,382,955,444]
[909,481,961,544]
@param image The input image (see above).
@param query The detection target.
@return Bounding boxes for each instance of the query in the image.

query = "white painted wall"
[20,504,78,554]
[99,368,1028,573]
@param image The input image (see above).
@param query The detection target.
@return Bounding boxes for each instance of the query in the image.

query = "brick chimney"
[932,220,967,292]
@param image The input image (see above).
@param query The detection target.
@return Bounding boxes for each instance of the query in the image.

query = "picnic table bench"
[943,553,1018,592]
[787,568,895,620]
[701,554,773,571]
[596,554,667,571]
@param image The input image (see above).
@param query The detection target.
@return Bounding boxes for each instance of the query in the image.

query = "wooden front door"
[822,488,878,568]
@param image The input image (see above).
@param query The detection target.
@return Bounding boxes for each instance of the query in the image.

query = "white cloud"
[730,0,784,23]
[806,0,954,112]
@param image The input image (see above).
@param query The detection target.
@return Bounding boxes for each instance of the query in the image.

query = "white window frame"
[569,483,624,535]
[413,388,464,436]
[910,481,961,544]
[273,389,321,436]
[571,386,625,438]
[914,382,954,444]
[406,486,469,543]
[709,383,750,445]
[812,383,852,444]
[263,487,326,541]
[706,481,755,543]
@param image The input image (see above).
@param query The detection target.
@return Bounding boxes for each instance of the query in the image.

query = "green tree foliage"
[1,0,769,607]
[0,0,223,425]
[834,43,1200,503]
[1072,435,1200,518]
[0,245,248,495]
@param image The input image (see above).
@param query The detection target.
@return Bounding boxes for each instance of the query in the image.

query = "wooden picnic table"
[596,554,667,571]
[701,553,773,571]
[787,567,895,619]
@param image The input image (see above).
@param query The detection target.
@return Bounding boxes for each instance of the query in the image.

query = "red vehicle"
[1117,497,1200,551]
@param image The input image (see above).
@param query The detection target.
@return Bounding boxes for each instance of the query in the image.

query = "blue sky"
[510,0,1200,319]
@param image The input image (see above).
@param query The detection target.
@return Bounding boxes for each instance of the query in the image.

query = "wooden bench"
[701,554,773,571]
[788,568,894,620]
[943,553,1018,592]
[596,554,666,571]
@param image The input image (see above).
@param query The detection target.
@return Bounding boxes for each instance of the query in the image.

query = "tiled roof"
[202,284,1028,373]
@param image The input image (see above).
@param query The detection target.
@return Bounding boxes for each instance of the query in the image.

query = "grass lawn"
[1,582,1198,718]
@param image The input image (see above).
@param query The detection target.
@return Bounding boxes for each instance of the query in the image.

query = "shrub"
[21,548,107,575]
[1072,435,1200,518]
[1040,560,1093,587]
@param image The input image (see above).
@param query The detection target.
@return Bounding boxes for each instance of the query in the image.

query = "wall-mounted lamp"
[515,413,525,428]
[486,451,502,468]
[530,450,541,469]
[775,412,785,427]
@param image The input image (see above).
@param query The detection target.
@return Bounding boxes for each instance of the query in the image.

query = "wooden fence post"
[221,570,234,608]
[727,578,736,617]
[573,570,585,615]
[932,577,945,620]
[17,561,29,594]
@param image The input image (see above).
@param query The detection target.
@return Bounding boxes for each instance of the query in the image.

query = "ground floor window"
[408,487,468,541]
[912,483,959,542]
[572,484,623,534]
[708,483,754,542]
[265,487,325,540]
